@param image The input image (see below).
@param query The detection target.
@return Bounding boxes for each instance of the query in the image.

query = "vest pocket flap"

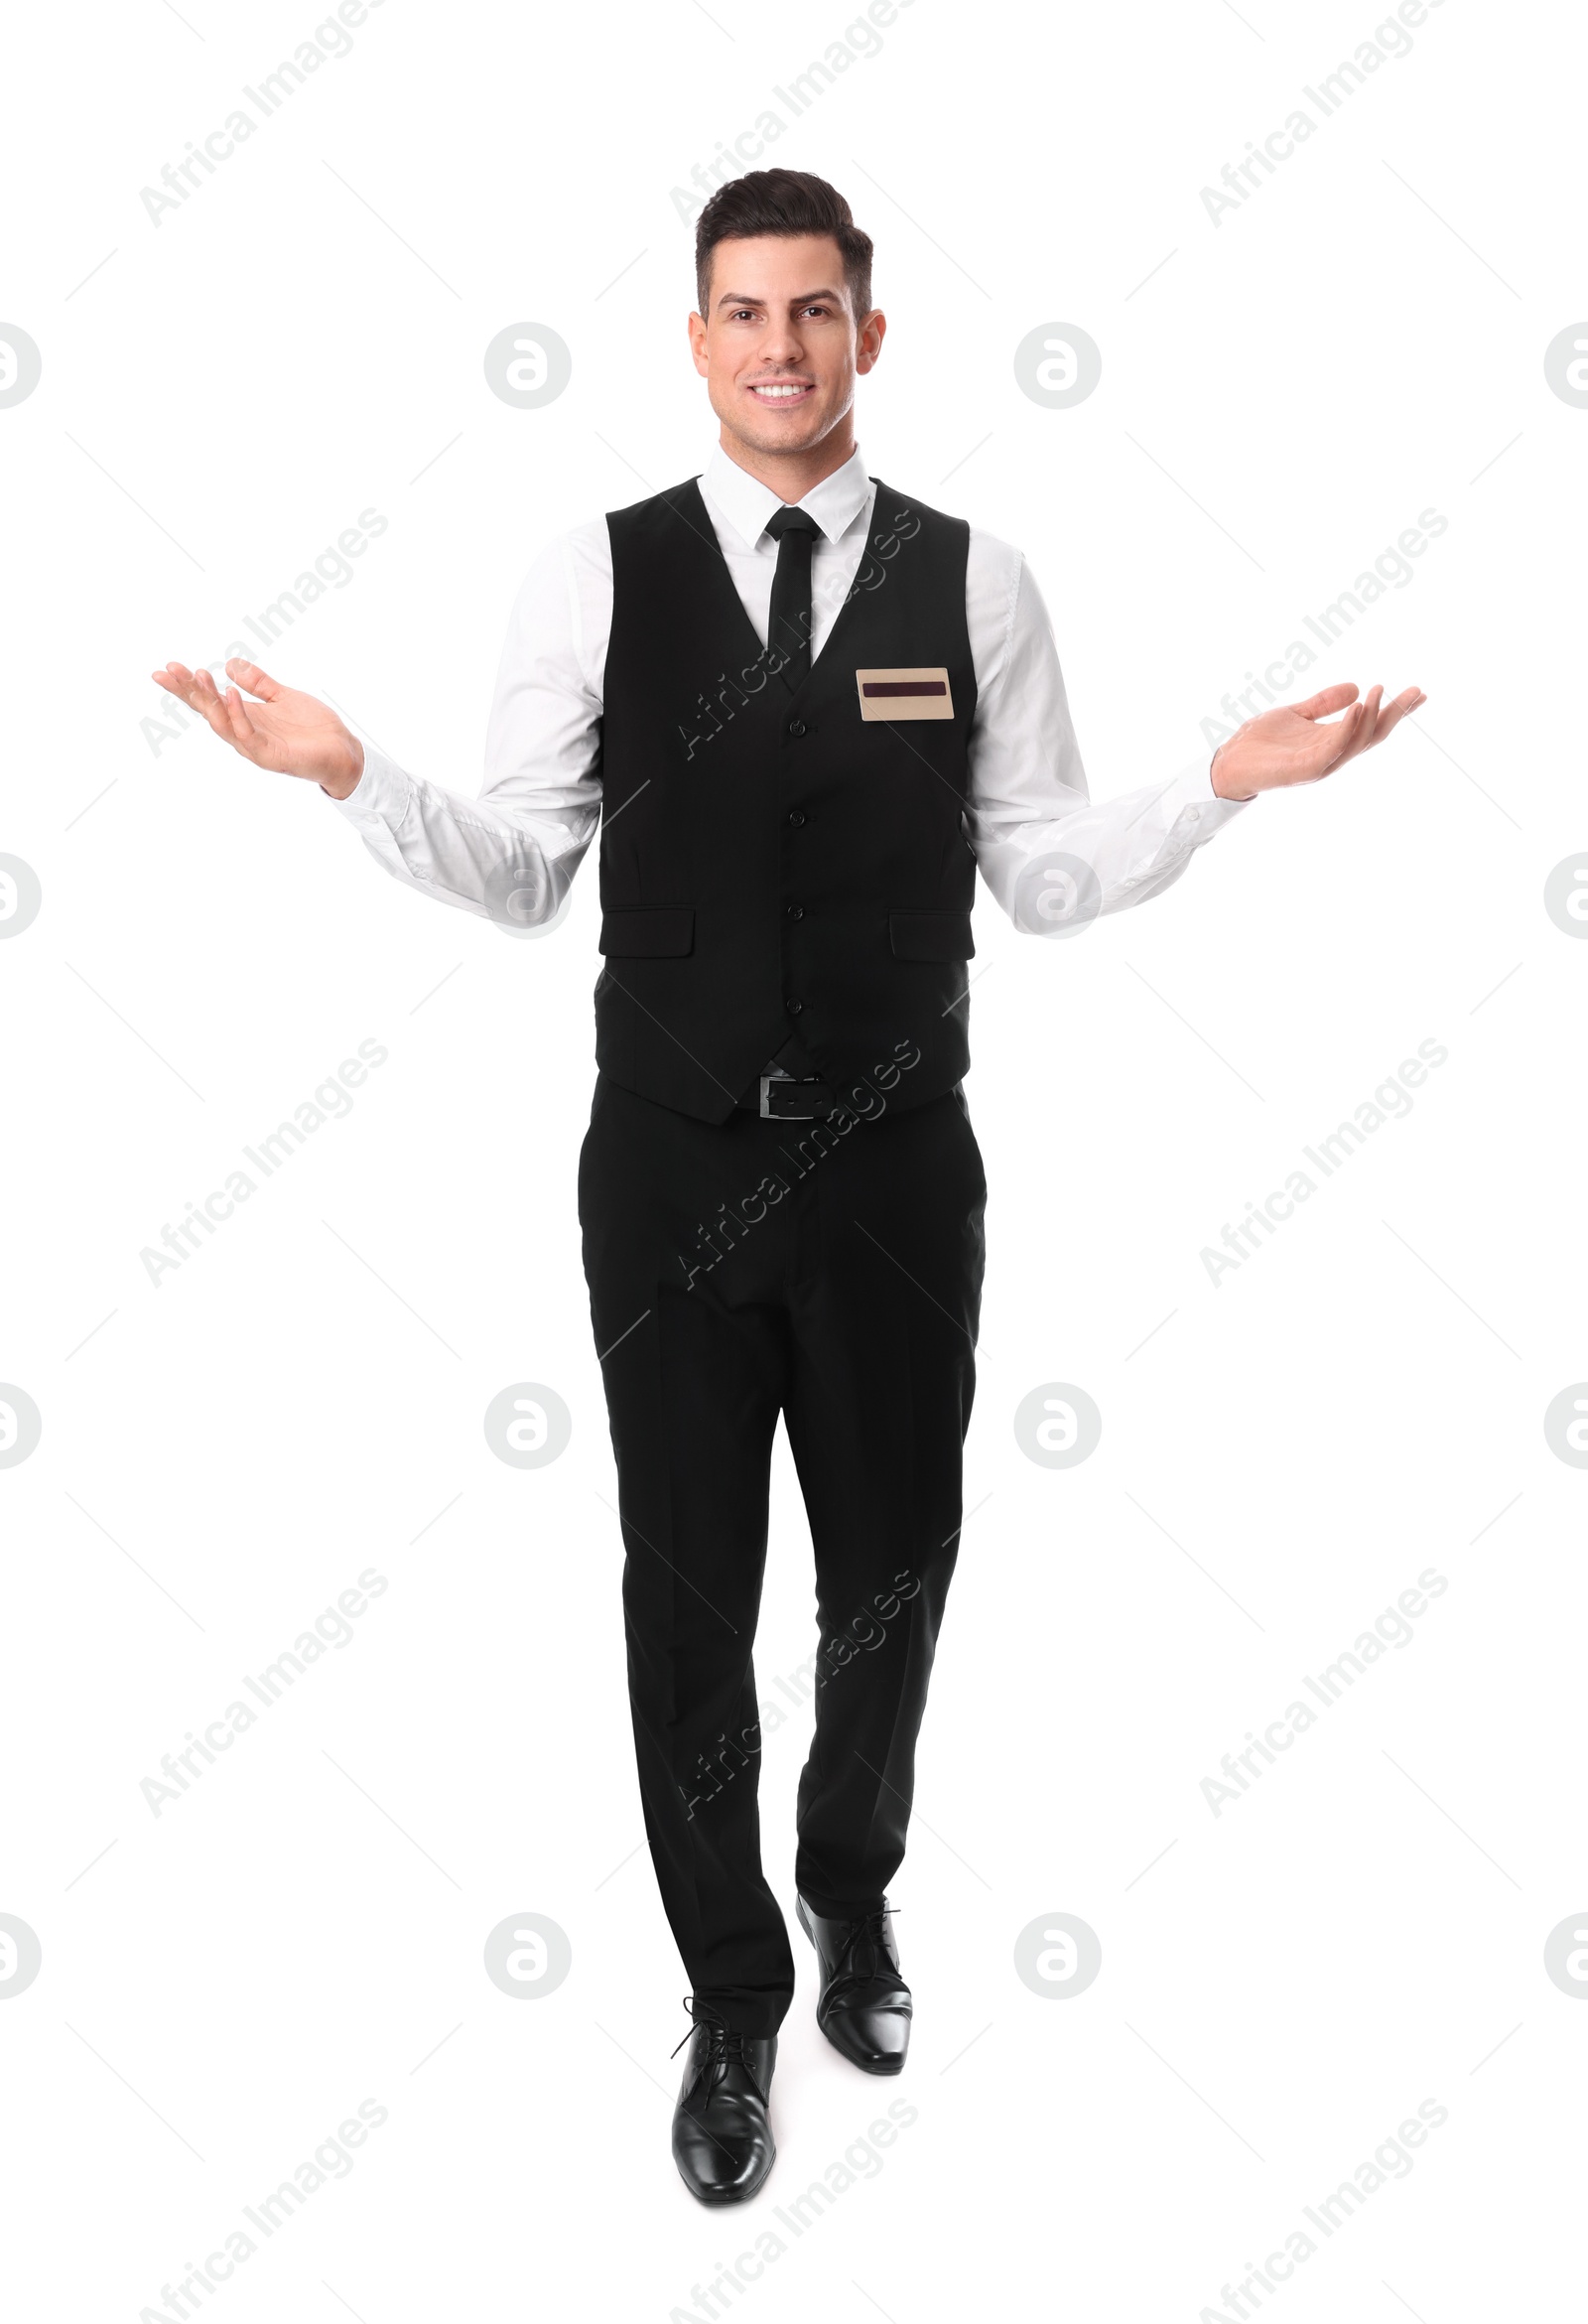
[598,907,696,958]
[889,908,975,962]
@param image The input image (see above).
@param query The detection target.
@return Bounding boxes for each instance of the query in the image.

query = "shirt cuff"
[1170,750,1254,820]
[326,740,409,821]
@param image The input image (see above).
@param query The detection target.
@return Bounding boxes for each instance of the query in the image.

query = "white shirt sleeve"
[329,518,608,928]
[965,534,1252,935]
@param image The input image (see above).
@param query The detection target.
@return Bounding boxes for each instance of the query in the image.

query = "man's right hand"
[150,658,365,799]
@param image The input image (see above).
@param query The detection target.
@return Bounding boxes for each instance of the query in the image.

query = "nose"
[756,322,805,371]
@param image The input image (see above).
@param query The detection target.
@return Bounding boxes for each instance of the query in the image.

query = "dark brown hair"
[694,170,874,319]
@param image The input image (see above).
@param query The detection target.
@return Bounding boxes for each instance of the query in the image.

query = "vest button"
[786,808,807,827]
[785,998,804,1016]
[787,718,808,738]
[785,903,804,919]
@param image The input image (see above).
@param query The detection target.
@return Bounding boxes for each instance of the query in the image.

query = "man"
[153,169,1422,2206]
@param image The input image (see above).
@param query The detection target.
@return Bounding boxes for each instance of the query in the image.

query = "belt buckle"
[759,1073,822,1120]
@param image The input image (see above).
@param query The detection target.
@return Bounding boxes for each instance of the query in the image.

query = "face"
[689,232,885,465]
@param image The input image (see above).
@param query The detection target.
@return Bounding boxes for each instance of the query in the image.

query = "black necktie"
[764,504,822,693]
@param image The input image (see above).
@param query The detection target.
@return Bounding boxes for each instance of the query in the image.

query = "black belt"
[736,1073,842,1121]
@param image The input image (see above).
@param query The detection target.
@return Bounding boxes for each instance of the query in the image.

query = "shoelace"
[670,1998,766,2110]
[825,1906,902,2003]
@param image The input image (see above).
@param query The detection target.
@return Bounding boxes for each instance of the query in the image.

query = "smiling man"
[153,168,1422,2208]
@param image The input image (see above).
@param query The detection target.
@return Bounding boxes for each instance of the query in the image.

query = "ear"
[688,309,710,378]
[856,309,887,377]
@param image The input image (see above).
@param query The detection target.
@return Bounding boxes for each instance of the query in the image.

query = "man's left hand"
[1211,681,1426,800]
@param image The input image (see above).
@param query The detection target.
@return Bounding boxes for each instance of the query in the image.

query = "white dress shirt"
[331,444,1250,935]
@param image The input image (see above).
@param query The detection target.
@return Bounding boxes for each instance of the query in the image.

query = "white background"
[2,0,1584,2316]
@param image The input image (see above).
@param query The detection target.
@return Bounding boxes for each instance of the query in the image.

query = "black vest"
[595,476,979,1123]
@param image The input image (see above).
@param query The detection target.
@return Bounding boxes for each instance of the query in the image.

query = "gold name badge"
[855,667,955,721]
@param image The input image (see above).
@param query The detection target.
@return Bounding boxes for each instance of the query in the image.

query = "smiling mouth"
[747,380,814,403]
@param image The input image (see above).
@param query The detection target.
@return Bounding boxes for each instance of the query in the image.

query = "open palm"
[1212,681,1425,799]
[150,657,363,797]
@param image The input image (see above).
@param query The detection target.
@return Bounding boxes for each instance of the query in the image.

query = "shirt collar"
[700,442,872,552]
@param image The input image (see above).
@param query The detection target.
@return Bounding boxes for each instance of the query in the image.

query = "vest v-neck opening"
[680,475,892,700]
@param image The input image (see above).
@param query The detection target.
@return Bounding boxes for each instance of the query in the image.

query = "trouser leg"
[579,1077,798,2034]
[781,1088,987,1918]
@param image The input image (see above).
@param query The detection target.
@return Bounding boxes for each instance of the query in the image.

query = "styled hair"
[694,169,874,319]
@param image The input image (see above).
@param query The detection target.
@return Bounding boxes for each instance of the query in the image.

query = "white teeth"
[753,384,805,396]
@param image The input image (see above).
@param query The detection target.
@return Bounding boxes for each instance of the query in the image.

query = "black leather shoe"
[796,1896,911,2074]
[670,2003,777,2204]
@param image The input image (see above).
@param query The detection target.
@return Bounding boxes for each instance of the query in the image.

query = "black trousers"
[578,1073,987,2035]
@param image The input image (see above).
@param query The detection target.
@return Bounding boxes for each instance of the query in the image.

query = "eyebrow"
[714,287,845,311]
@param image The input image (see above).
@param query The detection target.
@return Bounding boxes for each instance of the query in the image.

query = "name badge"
[855,666,954,722]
